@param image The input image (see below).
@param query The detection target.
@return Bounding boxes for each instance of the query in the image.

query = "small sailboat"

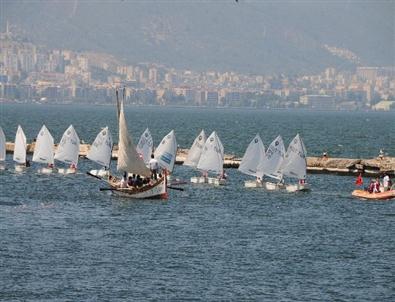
[87,127,113,177]
[154,130,177,173]
[13,125,28,172]
[184,130,207,167]
[278,134,310,192]
[136,128,153,165]
[256,135,285,190]
[54,125,80,174]
[238,134,266,188]
[32,125,55,174]
[100,97,167,199]
[186,130,207,184]
[195,131,226,186]
[0,127,6,170]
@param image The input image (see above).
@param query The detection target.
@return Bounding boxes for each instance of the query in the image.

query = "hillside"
[2,0,394,74]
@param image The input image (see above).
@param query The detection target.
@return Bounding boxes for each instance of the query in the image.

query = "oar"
[86,171,102,180]
[100,187,117,191]
[167,186,184,191]
[99,186,184,192]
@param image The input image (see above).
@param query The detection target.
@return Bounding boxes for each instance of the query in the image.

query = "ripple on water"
[1,106,394,300]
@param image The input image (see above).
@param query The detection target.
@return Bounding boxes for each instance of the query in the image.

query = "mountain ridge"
[2,1,394,74]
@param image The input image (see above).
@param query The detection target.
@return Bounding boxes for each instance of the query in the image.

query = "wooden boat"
[351,189,395,200]
[96,90,168,199]
[105,175,168,199]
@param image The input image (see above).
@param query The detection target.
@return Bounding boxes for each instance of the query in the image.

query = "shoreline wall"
[5,143,395,176]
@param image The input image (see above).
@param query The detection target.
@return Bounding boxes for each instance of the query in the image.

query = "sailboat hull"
[264,181,283,191]
[245,180,263,188]
[37,167,53,174]
[207,177,226,186]
[263,181,310,192]
[191,176,207,184]
[89,169,109,178]
[15,165,26,172]
[111,177,168,199]
[191,176,226,186]
[285,183,311,192]
[58,168,77,175]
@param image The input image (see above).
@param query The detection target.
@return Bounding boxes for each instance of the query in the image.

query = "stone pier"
[5,143,395,176]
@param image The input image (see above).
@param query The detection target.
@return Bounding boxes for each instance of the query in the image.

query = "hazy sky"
[2,0,394,73]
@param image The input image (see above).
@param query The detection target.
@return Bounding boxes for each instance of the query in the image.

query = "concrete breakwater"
[5,142,395,176]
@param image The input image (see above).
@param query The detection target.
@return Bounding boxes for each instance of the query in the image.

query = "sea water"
[0,104,394,301]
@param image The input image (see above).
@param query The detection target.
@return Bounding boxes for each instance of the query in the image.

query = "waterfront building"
[299,94,336,110]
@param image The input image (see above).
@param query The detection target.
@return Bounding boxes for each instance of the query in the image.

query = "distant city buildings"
[0,24,394,110]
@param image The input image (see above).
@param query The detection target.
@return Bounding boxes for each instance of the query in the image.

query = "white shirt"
[120,177,128,188]
[149,158,159,170]
[383,175,390,187]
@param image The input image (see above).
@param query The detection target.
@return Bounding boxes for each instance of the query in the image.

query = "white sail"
[197,131,224,174]
[13,125,27,164]
[279,134,307,180]
[184,129,207,168]
[32,125,54,165]
[87,126,113,168]
[154,130,177,172]
[54,125,80,166]
[0,127,5,162]
[238,133,266,177]
[257,135,285,180]
[116,101,151,177]
[136,128,153,164]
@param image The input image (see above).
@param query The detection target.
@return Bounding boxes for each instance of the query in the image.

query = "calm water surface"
[0,104,394,301]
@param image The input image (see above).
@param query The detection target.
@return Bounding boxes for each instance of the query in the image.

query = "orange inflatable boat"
[351,189,395,200]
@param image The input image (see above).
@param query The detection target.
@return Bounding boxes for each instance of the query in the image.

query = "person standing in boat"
[367,180,375,193]
[149,154,159,180]
[383,173,391,191]
[373,178,381,193]
[120,172,128,188]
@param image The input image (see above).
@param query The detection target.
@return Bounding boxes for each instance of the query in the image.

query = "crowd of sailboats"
[0,124,308,192]
[0,123,81,174]
[0,91,309,198]
[182,129,309,192]
[238,133,309,192]
[0,124,309,194]
[184,130,227,186]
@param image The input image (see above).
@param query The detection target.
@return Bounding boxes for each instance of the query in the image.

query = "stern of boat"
[38,167,53,174]
[285,183,311,193]
[207,177,226,186]
[244,180,263,188]
[191,176,207,184]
